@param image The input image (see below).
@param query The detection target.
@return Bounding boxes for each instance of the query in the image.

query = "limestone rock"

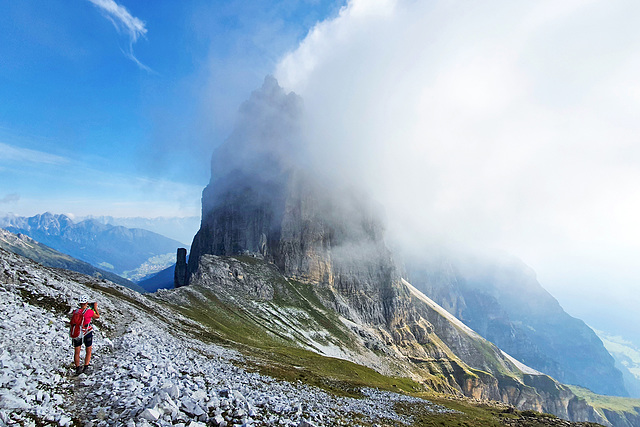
[139,407,161,422]
[174,248,188,288]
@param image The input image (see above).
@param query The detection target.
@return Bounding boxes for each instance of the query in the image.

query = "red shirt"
[75,308,95,335]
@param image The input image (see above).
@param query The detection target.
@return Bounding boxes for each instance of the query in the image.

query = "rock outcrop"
[174,248,188,288]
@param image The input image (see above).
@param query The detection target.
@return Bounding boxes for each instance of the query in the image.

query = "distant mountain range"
[0,228,143,292]
[0,213,185,282]
[78,215,199,246]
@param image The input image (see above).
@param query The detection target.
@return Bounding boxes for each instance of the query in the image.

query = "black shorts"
[72,332,93,348]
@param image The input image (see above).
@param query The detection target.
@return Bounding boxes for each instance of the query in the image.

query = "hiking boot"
[83,365,92,374]
[75,366,84,375]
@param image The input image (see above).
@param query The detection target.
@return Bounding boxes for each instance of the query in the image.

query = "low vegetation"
[568,385,640,417]
[151,265,605,426]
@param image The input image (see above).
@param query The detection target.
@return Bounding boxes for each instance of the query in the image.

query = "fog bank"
[273,0,640,334]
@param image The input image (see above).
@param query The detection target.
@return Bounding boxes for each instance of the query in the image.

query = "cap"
[79,295,89,304]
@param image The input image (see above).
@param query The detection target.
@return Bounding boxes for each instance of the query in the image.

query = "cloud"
[88,0,151,71]
[7,161,202,219]
[0,193,19,204]
[0,140,200,219]
[0,142,69,165]
[274,0,640,314]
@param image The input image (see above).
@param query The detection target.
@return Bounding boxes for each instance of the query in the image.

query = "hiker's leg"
[83,333,93,366]
[74,346,81,366]
[72,336,84,368]
[84,345,92,366]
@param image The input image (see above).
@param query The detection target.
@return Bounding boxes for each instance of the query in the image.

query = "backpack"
[69,308,88,339]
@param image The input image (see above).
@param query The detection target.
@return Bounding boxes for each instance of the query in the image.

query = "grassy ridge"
[567,385,640,415]
[163,284,423,397]
[155,275,600,426]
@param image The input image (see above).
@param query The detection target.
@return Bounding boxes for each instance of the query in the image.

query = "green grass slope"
[568,385,640,426]
[148,272,604,426]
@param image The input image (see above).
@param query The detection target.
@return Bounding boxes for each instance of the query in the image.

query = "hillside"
[568,386,640,427]
[0,227,143,292]
[0,212,183,280]
[596,331,640,398]
[0,248,616,426]
[405,254,627,397]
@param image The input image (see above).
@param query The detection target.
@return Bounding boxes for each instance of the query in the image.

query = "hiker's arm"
[93,302,100,319]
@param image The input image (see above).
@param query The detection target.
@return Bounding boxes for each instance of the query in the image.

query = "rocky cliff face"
[188,75,298,276]
[189,78,401,330]
[186,77,615,423]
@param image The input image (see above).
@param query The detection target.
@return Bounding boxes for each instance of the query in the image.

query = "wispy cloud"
[87,0,151,71]
[0,193,19,205]
[0,142,69,165]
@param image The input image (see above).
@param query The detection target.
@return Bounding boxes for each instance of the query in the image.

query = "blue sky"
[0,0,343,217]
[2,0,640,341]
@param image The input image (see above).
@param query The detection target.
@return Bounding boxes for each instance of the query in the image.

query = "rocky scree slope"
[0,248,461,427]
[185,77,609,424]
[0,247,621,427]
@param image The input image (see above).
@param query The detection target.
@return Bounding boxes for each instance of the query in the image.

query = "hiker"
[69,295,100,375]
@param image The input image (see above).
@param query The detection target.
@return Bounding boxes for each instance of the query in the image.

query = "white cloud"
[274,0,640,326]
[0,141,200,219]
[0,142,69,165]
[88,0,150,71]
[0,193,19,205]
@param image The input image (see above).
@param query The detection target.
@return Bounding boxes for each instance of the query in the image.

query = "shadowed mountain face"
[405,254,627,397]
[183,77,621,422]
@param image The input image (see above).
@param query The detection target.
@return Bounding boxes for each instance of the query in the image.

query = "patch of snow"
[402,278,481,339]
[500,351,543,376]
